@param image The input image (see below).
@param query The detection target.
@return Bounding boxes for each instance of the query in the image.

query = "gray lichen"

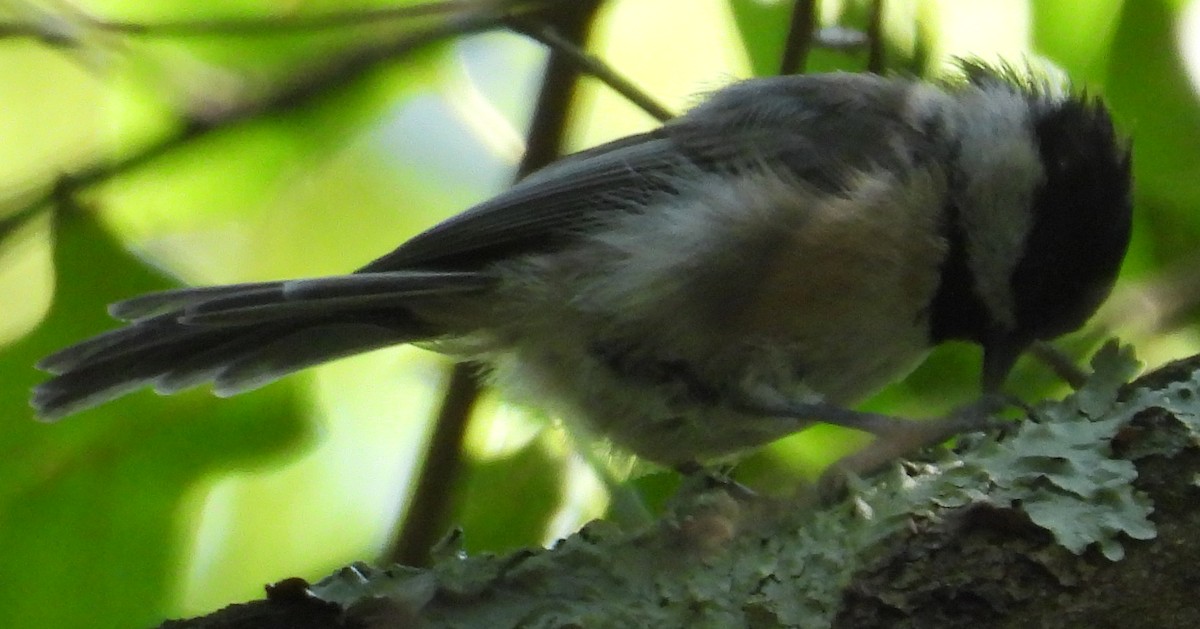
[305,342,1200,628]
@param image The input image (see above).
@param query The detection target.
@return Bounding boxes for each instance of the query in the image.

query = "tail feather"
[281,271,488,300]
[209,324,412,396]
[33,324,262,420]
[180,273,490,326]
[32,271,492,420]
[37,316,184,374]
[177,295,442,326]
[108,283,284,320]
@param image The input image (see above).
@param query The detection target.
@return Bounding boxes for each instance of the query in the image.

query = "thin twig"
[0,0,549,42]
[1,11,507,238]
[1030,342,1089,390]
[508,16,674,122]
[387,0,606,567]
[865,0,886,73]
[778,0,817,75]
[1103,251,1200,337]
[388,365,482,567]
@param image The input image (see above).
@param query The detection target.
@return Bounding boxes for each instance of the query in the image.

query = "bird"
[32,64,1133,473]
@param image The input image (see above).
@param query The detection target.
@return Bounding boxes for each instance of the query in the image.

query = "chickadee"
[32,64,1132,471]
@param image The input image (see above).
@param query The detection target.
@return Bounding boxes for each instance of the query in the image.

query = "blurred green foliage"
[1,1,1198,627]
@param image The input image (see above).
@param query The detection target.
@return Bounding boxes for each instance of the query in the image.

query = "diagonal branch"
[387,0,607,567]
[779,0,817,75]
[507,15,674,122]
[0,0,551,43]
[0,9,508,236]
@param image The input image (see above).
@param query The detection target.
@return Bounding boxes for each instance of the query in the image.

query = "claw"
[674,463,758,502]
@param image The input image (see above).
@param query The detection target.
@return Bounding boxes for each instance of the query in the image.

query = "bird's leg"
[1030,341,1089,389]
[733,394,1018,499]
[821,396,1018,491]
[674,462,758,501]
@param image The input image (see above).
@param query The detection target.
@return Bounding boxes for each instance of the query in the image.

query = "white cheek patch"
[952,86,1046,330]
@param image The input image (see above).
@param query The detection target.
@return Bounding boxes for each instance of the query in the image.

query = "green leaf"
[0,207,309,629]
[455,435,566,555]
[1105,1,1200,262]
[726,0,794,77]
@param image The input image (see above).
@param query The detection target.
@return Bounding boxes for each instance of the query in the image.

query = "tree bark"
[156,350,1200,629]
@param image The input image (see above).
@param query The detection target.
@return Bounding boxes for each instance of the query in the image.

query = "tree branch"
[778,0,817,75]
[387,0,606,567]
[155,349,1200,628]
[1,8,510,239]
[0,1,549,42]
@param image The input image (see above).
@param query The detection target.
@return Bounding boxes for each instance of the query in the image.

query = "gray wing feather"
[362,73,917,272]
[361,135,683,271]
[34,73,921,419]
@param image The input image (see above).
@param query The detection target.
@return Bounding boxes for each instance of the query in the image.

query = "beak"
[982,339,1027,394]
